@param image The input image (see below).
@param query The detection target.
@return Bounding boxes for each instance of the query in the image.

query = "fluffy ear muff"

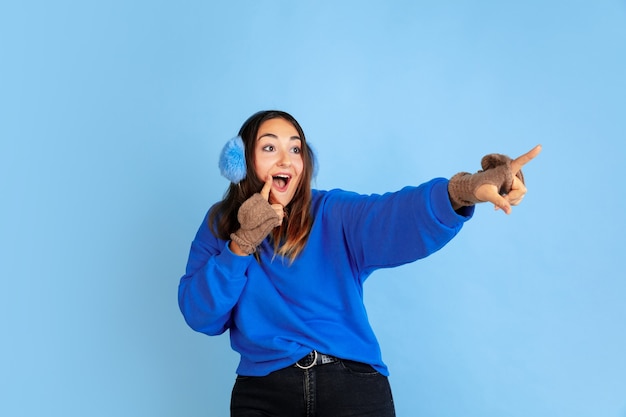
[218,136,247,184]
[308,143,319,180]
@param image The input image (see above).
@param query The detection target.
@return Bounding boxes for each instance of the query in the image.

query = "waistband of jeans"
[294,350,339,370]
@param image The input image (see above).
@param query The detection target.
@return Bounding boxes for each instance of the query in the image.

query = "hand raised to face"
[260,174,286,224]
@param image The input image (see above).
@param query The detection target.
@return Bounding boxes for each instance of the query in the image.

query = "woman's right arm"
[177,212,254,336]
[179,177,282,334]
[178,180,281,336]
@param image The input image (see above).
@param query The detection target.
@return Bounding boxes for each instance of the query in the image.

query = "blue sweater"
[178,178,473,376]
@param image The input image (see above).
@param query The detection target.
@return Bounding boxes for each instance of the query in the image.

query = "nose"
[277,149,291,167]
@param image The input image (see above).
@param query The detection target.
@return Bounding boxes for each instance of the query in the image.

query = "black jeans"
[230,359,396,417]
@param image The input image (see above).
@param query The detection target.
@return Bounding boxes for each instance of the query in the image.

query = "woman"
[178,110,541,416]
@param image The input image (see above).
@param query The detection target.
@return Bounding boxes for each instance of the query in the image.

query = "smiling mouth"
[272,175,290,190]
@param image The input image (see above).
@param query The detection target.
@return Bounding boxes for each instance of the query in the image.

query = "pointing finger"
[511,144,542,174]
[260,174,273,201]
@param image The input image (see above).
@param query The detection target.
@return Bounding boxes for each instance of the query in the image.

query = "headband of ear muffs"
[218,136,318,184]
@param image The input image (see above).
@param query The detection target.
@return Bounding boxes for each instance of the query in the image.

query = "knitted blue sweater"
[178,178,473,376]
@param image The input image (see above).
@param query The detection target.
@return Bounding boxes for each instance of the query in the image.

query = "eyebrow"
[257,133,301,141]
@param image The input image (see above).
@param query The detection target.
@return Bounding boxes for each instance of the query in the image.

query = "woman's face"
[253,117,304,207]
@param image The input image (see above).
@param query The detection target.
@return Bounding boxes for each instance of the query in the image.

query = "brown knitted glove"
[448,154,525,207]
[230,193,281,255]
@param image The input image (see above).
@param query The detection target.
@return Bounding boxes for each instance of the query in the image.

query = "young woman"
[178,110,541,417]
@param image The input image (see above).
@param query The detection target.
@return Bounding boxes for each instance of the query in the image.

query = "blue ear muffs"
[218,136,319,183]
[219,136,247,184]
[308,143,320,180]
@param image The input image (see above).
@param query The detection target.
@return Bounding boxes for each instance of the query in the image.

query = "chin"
[271,197,291,207]
[270,192,296,207]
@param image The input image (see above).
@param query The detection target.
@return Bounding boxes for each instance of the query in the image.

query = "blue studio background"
[2,1,625,416]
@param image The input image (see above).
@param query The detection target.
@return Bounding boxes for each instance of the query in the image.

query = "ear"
[218,136,247,183]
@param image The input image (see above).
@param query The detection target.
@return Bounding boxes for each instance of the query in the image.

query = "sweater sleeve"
[178,211,254,335]
[324,178,473,276]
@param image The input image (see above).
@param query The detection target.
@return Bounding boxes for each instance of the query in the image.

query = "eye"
[291,146,302,154]
[262,145,275,152]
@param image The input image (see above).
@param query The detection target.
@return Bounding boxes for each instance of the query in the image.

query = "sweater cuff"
[431,178,474,228]
[216,241,255,277]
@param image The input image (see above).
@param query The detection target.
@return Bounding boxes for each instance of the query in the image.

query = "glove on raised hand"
[448,153,525,207]
[230,193,281,255]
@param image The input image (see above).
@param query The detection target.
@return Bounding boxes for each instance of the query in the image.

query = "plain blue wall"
[2,1,625,416]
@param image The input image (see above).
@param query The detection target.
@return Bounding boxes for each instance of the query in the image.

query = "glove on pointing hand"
[448,153,525,208]
[230,193,281,255]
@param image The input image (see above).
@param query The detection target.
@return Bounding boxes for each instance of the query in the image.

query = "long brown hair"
[209,110,315,262]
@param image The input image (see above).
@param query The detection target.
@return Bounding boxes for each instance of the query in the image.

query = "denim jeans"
[230,359,396,417]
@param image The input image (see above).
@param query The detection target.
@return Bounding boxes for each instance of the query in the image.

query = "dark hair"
[209,110,315,262]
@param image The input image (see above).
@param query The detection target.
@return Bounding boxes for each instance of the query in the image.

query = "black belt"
[295,350,339,370]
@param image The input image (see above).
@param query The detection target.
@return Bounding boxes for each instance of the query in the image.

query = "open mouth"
[272,174,291,191]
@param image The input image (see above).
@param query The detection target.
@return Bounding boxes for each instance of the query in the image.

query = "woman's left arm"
[327,180,473,275]
[330,145,541,275]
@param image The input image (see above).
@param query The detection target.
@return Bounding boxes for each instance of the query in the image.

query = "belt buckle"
[295,350,318,370]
